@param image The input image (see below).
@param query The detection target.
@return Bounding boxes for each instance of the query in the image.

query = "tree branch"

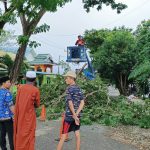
[28,9,46,35]
[20,13,28,34]
[77,63,87,77]
[3,1,7,11]
[51,90,99,107]
[0,3,15,30]
[84,90,98,99]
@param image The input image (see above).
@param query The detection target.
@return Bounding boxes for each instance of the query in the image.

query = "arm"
[76,100,85,116]
[68,100,80,125]
[68,100,76,117]
[75,40,78,45]
[9,105,15,114]
[34,89,40,108]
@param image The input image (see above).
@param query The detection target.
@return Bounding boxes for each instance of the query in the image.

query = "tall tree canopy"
[129,20,150,95]
[84,27,136,95]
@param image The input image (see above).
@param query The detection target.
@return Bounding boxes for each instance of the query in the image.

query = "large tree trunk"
[0,21,6,31]
[117,73,128,95]
[9,9,46,83]
[10,44,27,83]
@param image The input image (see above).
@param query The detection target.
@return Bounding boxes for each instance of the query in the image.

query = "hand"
[76,112,79,117]
[75,117,80,126]
[73,114,80,125]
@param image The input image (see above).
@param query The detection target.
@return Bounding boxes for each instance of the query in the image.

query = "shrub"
[39,75,150,129]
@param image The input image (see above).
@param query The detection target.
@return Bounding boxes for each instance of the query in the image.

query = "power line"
[29,0,150,37]
[32,36,65,50]
[47,33,77,37]
[102,0,150,27]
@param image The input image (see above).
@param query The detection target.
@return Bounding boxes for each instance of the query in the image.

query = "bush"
[39,75,108,120]
[39,75,150,129]
[98,98,150,128]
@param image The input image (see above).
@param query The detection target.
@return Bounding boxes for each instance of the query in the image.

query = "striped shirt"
[65,85,84,121]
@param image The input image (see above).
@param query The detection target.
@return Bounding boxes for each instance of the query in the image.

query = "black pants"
[0,119,14,150]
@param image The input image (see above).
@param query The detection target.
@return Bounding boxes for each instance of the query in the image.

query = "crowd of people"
[0,70,85,150]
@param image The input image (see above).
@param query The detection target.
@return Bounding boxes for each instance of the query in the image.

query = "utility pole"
[58,55,60,74]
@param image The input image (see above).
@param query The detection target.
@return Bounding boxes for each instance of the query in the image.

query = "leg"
[5,120,14,150]
[0,121,7,150]
[75,130,80,150]
[57,134,68,150]
[28,135,35,150]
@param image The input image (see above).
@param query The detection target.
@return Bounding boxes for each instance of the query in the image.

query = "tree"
[83,0,127,13]
[84,27,136,95]
[0,30,16,47]
[129,20,150,95]
[0,54,29,76]
[0,1,16,31]
[1,0,127,82]
[9,0,68,82]
[1,54,14,74]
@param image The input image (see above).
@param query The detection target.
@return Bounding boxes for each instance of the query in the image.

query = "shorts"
[62,120,80,134]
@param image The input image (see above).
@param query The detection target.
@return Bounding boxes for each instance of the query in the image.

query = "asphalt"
[35,120,138,150]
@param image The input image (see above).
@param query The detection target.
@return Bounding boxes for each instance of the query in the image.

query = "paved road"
[35,120,138,150]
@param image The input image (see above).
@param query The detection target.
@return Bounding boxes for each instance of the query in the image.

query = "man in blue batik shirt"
[0,76,15,150]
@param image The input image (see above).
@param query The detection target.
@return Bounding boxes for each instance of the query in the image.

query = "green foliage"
[0,4,16,26]
[0,30,15,44]
[33,23,50,34]
[0,11,17,25]
[40,75,66,107]
[104,98,150,128]
[0,54,29,76]
[81,115,92,125]
[0,54,13,74]
[39,76,150,128]
[91,96,150,128]
[11,0,71,13]
[83,0,127,13]
[28,41,41,48]
[128,20,150,95]
[84,27,136,95]
[39,75,108,119]
[17,35,29,45]
[20,61,30,75]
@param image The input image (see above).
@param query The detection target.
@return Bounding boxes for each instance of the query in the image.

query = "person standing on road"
[14,71,40,150]
[57,71,85,150]
[0,76,15,150]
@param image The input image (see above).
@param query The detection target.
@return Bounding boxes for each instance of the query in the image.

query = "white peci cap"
[26,71,36,78]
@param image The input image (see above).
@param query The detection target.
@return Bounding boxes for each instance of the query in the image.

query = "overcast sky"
[4,0,150,63]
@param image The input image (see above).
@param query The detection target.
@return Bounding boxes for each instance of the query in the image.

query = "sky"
[4,0,150,64]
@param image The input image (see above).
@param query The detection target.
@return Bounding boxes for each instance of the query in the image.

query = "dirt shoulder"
[108,125,150,150]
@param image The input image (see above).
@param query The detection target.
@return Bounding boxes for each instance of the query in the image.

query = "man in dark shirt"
[57,71,85,150]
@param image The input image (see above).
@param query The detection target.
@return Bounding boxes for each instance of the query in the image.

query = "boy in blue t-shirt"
[0,76,15,150]
[57,71,85,150]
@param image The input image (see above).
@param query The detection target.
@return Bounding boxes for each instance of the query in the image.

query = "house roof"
[0,46,32,54]
[0,46,36,61]
[0,50,16,60]
[29,54,56,65]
